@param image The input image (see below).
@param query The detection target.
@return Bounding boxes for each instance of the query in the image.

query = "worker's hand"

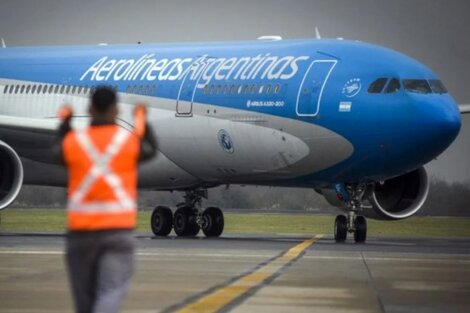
[134,104,147,116]
[58,105,73,121]
[134,104,147,138]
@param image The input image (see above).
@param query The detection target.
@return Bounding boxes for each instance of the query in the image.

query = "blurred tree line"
[10,177,470,216]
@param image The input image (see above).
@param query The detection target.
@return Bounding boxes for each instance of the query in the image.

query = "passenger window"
[274,84,281,94]
[266,84,272,94]
[402,79,431,94]
[65,86,71,94]
[26,85,31,94]
[21,85,26,94]
[216,85,222,95]
[428,80,448,94]
[368,78,388,93]
[3,85,8,94]
[54,85,60,94]
[31,85,37,94]
[250,84,256,94]
[203,85,209,94]
[237,85,243,94]
[385,78,400,93]
[210,84,215,95]
[230,85,235,94]
[258,85,264,94]
[15,85,20,94]
[243,85,249,94]
[9,85,14,93]
[48,85,53,93]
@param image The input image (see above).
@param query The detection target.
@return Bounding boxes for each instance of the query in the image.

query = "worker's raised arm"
[134,104,158,162]
[51,105,73,165]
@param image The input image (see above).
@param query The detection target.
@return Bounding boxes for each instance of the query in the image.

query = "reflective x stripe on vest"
[68,127,136,213]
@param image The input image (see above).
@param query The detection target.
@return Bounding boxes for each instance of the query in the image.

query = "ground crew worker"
[54,86,157,313]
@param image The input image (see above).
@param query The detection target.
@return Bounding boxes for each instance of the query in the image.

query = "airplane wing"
[0,115,59,134]
[0,115,60,163]
[0,114,135,163]
[460,104,470,114]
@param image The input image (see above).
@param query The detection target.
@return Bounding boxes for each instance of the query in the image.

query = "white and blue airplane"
[0,37,468,242]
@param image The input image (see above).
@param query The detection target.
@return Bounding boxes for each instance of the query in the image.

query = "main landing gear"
[334,184,368,243]
[150,189,224,237]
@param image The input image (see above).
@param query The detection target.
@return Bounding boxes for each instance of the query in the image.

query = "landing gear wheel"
[202,207,224,237]
[354,215,367,243]
[151,206,173,236]
[334,215,347,242]
[174,206,200,236]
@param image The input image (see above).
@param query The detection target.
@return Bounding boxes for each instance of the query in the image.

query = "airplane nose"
[417,97,461,158]
[433,98,461,141]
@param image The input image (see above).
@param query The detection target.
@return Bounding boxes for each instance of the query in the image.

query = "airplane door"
[296,60,337,117]
[176,61,199,116]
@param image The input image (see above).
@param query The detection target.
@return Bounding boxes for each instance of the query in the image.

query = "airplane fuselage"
[0,39,461,191]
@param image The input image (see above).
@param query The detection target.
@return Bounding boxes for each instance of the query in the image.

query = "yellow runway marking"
[175,234,323,313]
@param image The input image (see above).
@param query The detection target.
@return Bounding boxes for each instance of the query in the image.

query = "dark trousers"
[65,230,135,313]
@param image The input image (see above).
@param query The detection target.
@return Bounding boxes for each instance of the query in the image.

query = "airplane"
[0,37,468,242]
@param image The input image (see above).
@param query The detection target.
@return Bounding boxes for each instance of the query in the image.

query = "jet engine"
[318,167,429,220]
[365,167,429,220]
[0,140,23,210]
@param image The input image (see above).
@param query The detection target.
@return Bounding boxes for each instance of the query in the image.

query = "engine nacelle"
[0,141,24,210]
[365,167,429,220]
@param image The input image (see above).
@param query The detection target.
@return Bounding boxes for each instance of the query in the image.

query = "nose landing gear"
[333,184,368,243]
[150,189,225,237]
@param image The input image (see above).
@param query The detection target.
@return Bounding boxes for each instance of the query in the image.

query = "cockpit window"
[385,78,401,93]
[402,79,432,94]
[368,78,388,93]
[428,79,448,94]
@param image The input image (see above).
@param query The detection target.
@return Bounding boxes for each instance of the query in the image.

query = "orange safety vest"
[63,125,140,231]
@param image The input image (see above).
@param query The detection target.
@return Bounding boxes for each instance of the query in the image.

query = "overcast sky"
[1,0,469,182]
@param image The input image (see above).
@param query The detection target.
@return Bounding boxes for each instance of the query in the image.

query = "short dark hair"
[91,86,117,114]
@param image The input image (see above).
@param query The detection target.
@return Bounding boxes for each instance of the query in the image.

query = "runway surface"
[1,232,469,313]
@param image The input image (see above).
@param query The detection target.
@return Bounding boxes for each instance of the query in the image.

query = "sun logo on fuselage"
[217,129,234,154]
[342,78,361,98]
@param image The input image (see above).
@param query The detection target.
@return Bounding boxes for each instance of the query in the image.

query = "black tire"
[334,215,348,242]
[173,206,200,236]
[150,206,173,236]
[202,207,224,237]
[354,215,367,243]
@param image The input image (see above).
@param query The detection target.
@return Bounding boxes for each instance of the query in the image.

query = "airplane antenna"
[257,35,282,41]
[315,27,321,39]
[1,38,5,48]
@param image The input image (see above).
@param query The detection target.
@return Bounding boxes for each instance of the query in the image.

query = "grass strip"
[1,209,469,237]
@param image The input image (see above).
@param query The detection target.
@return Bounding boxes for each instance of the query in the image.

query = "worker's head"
[89,86,118,123]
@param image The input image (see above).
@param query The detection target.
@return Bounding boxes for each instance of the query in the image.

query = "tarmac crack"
[361,252,386,313]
